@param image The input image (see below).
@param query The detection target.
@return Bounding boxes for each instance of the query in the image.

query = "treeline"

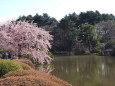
[17,10,115,55]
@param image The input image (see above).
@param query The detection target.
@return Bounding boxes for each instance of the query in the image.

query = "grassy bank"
[0,59,72,86]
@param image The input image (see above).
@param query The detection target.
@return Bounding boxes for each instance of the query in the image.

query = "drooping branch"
[0,21,53,64]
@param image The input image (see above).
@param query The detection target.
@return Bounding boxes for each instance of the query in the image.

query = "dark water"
[51,55,115,86]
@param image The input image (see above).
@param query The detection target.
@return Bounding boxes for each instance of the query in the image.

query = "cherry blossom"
[0,21,53,64]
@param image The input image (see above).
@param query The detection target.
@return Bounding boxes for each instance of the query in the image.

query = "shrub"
[74,50,86,55]
[91,48,103,54]
[3,70,36,78]
[0,59,23,77]
[14,59,35,69]
[0,76,59,86]
[17,62,34,70]
[2,70,72,86]
[21,54,30,58]
[105,41,115,49]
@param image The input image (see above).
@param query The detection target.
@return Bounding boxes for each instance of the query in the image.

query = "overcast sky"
[0,0,115,23]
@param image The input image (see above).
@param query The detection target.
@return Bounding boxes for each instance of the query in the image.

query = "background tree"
[78,11,115,25]
[79,24,99,52]
[79,11,101,25]
[0,21,53,64]
[95,20,115,42]
[17,13,57,27]
[51,16,78,53]
[16,11,115,54]
[95,20,115,55]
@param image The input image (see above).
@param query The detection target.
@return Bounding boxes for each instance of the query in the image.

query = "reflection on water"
[36,64,55,73]
[51,55,115,86]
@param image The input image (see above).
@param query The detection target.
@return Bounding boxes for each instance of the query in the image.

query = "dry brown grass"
[1,70,72,86]
[0,76,59,86]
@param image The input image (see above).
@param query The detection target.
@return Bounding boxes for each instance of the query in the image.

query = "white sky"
[0,0,115,23]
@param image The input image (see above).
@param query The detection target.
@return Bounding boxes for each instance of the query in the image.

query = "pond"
[50,55,115,86]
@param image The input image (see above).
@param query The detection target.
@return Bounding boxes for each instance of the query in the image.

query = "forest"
[17,10,115,56]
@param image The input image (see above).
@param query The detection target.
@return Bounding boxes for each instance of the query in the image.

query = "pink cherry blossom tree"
[0,21,53,64]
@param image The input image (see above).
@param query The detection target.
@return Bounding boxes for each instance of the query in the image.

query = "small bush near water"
[0,59,23,77]
[14,59,35,69]
[1,70,72,86]
[17,62,34,70]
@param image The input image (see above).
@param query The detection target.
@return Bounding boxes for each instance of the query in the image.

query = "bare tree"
[95,20,115,42]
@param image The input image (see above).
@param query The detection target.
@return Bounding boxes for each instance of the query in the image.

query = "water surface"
[51,55,115,86]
